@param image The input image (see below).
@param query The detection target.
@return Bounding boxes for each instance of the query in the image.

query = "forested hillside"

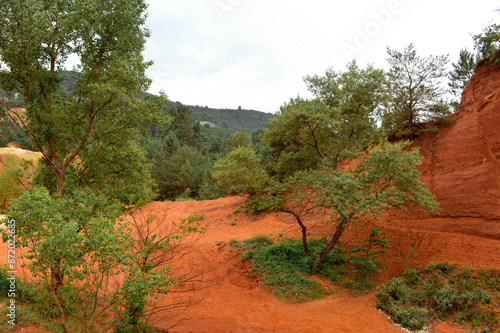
[168,101,274,134]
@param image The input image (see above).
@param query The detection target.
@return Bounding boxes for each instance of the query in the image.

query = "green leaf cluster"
[213,146,270,197]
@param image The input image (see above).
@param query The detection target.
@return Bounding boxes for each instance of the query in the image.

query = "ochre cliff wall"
[413,61,500,220]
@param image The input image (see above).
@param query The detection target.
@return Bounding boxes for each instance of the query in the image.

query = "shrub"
[242,235,273,252]
[376,264,499,332]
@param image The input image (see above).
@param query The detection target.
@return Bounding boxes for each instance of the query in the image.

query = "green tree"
[384,44,451,135]
[448,49,477,111]
[213,146,269,197]
[155,145,207,200]
[0,0,171,331]
[226,128,252,152]
[473,10,500,63]
[8,187,132,331]
[168,104,200,147]
[264,61,386,175]
[0,0,165,198]
[258,141,438,265]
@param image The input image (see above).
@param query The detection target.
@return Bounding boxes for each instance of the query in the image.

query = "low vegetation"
[376,264,500,332]
[232,228,391,302]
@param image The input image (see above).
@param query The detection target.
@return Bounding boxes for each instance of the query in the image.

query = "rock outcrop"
[414,61,500,220]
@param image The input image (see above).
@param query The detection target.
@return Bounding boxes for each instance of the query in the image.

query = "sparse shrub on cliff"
[474,10,500,64]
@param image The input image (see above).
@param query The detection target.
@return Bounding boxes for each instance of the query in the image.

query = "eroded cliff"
[414,61,500,220]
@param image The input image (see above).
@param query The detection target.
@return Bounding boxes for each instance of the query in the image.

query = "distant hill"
[1,71,275,134]
[167,101,274,134]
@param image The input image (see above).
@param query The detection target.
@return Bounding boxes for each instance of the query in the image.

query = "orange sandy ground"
[2,195,500,333]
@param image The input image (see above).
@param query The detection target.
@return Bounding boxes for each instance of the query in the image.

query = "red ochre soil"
[3,197,500,333]
[2,62,500,333]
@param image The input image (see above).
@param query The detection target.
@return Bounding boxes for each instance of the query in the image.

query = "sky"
[144,0,499,113]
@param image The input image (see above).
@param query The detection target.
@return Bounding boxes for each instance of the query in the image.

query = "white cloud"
[144,0,500,113]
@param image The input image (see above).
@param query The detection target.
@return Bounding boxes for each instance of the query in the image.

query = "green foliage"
[243,239,341,302]
[264,61,385,175]
[0,265,11,298]
[0,0,167,197]
[241,235,274,252]
[0,0,173,331]
[448,48,478,110]
[180,102,274,134]
[226,129,253,152]
[376,265,500,332]
[242,237,389,301]
[348,227,390,275]
[258,140,438,265]
[0,118,34,150]
[474,11,500,63]
[0,156,28,213]
[213,146,270,196]
[8,186,129,284]
[383,44,451,136]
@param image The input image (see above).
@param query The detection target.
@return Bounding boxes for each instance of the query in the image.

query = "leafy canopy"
[0,0,166,198]
[264,61,386,175]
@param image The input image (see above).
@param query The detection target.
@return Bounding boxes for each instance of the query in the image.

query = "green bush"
[242,238,346,302]
[0,265,11,297]
[376,264,500,332]
[392,305,429,331]
[242,235,274,252]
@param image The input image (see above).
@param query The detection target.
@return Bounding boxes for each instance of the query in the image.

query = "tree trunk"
[315,220,347,265]
[281,209,310,256]
[51,258,65,293]
[56,172,64,198]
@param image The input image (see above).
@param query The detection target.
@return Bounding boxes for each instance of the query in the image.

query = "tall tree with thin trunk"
[448,48,477,111]
[383,44,450,136]
[1,1,171,331]
[0,0,165,198]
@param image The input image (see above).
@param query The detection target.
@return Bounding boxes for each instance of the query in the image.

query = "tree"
[213,146,269,197]
[258,141,439,265]
[167,104,200,147]
[448,49,477,111]
[0,0,165,198]
[264,61,386,175]
[473,10,500,63]
[226,128,252,153]
[8,187,133,331]
[0,0,170,331]
[383,44,451,135]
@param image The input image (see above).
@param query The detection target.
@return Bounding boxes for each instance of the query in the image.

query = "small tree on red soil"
[255,141,439,265]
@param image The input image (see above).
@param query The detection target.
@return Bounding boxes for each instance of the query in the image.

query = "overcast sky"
[144,0,499,113]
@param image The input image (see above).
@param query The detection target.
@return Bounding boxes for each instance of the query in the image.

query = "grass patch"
[240,236,388,302]
[243,238,344,302]
[376,264,500,332]
[236,229,390,302]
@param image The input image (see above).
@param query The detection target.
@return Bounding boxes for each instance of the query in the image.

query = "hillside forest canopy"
[0,0,499,332]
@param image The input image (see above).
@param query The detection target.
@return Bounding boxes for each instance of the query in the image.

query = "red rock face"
[413,61,500,220]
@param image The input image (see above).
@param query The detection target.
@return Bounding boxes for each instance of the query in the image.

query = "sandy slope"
[138,196,500,333]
